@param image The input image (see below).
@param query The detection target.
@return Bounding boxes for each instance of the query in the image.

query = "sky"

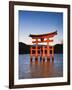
[19,10,63,45]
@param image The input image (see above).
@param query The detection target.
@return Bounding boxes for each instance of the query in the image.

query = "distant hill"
[54,44,63,53]
[19,42,30,54]
[19,42,63,54]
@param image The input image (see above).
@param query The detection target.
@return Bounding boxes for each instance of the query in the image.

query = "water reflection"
[19,54,63,79]
[30,58,55,78]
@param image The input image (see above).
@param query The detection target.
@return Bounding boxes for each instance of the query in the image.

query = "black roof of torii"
[29,31,57,38]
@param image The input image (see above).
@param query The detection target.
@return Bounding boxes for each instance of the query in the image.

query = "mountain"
[19,42,63,54]
[19,42,30,54]
[54,44,63,53]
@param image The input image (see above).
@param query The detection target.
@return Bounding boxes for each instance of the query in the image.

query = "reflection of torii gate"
[29,31,57,61]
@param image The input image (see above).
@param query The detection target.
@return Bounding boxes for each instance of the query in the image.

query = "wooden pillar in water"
[35,38,38,61]
[42,46,45,61]
[47,38,50,61]
[40,47,42,61]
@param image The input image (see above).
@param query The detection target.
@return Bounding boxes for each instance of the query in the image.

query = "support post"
[47,38,50,60]
[42,46,45,61]
[35,38,38,60]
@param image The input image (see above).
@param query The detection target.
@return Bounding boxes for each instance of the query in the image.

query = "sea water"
[19,54,63,79]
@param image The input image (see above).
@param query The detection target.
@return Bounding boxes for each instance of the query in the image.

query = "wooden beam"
[31,48,41,50]
[32,40,53,43]
[32,34,56,39]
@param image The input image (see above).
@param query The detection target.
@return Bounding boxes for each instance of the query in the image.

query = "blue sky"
[19,10,63,45]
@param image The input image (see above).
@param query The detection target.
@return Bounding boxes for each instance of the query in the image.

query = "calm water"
[19,54,63,79]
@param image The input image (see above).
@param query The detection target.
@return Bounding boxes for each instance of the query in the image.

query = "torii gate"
[29,31,57,61]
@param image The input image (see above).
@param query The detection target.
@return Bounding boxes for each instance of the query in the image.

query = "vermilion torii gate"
[29,31,57,61]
